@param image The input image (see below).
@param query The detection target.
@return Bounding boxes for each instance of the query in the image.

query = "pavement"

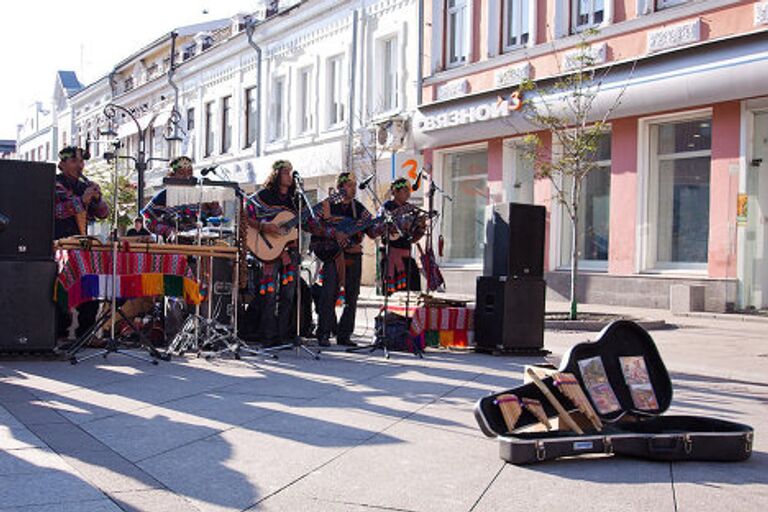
[1,297,766,512]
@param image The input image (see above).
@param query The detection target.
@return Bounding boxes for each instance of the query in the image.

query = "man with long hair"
[245,160,333,345]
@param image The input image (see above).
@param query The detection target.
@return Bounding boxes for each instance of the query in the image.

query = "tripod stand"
[67,143,164,365]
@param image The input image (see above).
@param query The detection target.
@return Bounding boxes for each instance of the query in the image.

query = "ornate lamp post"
[101,103,182,210]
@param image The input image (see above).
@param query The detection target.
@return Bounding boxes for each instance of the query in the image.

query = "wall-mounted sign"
[737,193,748,225]
[417,92,523,132]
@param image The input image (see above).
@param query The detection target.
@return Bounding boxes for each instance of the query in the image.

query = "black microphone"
[411,169,424,192]
[358,174,375,189]
[292,170,303,181]
[201,165,219,176]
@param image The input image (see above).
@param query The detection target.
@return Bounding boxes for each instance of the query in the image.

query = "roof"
[57,71,83,96]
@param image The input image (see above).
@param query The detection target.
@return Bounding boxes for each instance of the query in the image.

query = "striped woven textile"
[54,249,203,310]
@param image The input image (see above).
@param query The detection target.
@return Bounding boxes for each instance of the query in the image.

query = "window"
[559,132,612,268]
[380,37,398,112]
[245,87,258,147]
[45,142,50,161]
[221,96,232,153]
[270,76,285,141]
[502,0,530,50]
[186,108,195,131]
[656,0,688,10]
[446,0,469,66]
[443,149,488,261]
[327,56,345,126]
[298,67,313,134]
[124,77,134,92]
[647,118,711,268]
[572,0,604,32]
[504,141,535,204]
[204,101,214,157]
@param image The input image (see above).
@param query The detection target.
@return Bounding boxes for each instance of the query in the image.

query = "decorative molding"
[647,18,701,53]
[266,16,352,60]
[756,2,768,26]
[437,79,469,100]
[562,42,608,71]
[366,0,415,19]
[494,63,531,87]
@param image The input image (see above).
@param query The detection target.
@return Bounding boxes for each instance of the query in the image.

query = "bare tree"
[516,29,634,319]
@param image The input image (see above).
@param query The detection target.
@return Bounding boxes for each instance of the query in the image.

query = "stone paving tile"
[0,470,107,509]
[266,421,500,512]
[0,500,122,512]
[0,446,72,476]
[108,489,202,512]
[473,457,674,512]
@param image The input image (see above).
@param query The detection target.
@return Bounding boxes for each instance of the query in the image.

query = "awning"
[413,33,768,149]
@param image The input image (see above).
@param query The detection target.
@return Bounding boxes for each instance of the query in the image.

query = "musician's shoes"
[337,338,358,347]
[317,336,331,347]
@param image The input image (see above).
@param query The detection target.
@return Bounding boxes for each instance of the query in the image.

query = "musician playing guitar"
[380,177,426,295]
[245,159,336,346]
[53,146,110,346]
[311,171,384,348]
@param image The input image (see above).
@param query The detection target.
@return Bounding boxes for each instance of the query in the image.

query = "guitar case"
[474,320,754,464]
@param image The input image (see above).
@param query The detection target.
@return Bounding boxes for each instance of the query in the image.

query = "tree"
[87,159,138,231]
[516,29,633,320]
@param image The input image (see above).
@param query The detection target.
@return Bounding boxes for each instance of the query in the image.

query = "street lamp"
[101,102,181,211]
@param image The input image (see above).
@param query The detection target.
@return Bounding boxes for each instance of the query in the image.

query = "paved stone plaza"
[1,303,766,511]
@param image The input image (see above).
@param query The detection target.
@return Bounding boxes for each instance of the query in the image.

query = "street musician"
[380,177,426,295]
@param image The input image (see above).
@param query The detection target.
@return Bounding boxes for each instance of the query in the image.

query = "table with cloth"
[385,304,475,349]
[54,249,203,310]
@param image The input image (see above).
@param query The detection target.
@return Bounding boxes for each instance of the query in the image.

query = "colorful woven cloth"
[54,249,203,310]
[384,305,475,349]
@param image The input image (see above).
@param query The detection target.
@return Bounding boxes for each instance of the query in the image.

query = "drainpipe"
[245,20,262,157]
[345,9,359,172]
[417,0,424,106]
[167,31,180,142]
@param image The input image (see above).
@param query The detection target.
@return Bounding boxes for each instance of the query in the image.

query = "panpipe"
[553,372,603,431]
[494,394,522,432]
[526,369,584,434]
[521,397,552,431]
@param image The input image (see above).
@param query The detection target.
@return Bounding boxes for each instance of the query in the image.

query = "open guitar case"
[474,320,754,464]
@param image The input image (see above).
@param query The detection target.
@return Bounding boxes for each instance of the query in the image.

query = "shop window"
[558,132,611,269]
[443,149,488,262]
[647,118,711,269]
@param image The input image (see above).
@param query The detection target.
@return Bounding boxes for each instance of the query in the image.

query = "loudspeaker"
[474,276,545,353]
[483,203,545,278]
[0,260,57,352]
[0,160,55,261]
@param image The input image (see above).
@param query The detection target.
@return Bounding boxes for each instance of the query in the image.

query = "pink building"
[414,0,768,312]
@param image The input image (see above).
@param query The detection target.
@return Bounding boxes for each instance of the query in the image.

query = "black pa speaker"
[0,160,55,261]
[474,276,545,353]
[483,203,545,278]
[0,260,57,352]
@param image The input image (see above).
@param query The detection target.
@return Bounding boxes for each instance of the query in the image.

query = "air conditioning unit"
[375,117,408,151]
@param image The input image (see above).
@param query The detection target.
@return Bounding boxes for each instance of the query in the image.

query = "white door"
[746,112,768,308]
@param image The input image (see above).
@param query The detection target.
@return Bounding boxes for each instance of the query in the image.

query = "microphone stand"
[67,141,163,365]
[291,173,320,358]
[345,178,406,359]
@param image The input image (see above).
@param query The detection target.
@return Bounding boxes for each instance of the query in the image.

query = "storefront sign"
[417,93,521,132]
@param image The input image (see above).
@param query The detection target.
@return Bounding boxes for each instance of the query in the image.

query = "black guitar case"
[474,320,754,464]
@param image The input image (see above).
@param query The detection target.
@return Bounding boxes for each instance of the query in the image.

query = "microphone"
[200,165,219,176]
[411,169,424,192]
[292,170,303,182]
[358,174,375,189]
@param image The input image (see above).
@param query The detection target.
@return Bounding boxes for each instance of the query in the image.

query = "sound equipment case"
[474,320,754,464]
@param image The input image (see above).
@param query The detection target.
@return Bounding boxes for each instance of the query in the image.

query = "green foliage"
[87,161,138,230]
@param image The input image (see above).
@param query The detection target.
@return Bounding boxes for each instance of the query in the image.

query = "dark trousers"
[317,253,361,342]
[257,251,299,343]
[56,301,100,340]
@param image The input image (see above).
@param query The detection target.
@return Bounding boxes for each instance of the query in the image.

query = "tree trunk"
[569,183,579,320]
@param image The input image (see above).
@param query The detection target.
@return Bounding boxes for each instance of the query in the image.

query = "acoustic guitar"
[246,190,343,261]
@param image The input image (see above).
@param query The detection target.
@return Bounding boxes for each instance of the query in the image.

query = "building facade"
[415,0,768,311]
